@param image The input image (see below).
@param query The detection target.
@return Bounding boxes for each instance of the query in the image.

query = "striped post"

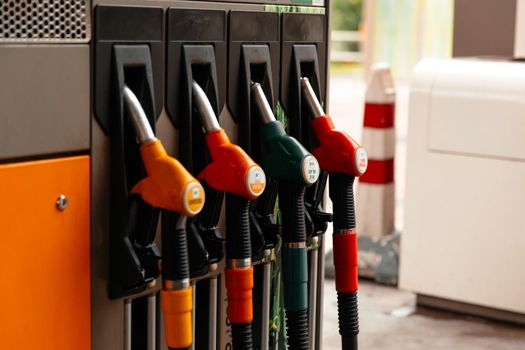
[357,64,396,238]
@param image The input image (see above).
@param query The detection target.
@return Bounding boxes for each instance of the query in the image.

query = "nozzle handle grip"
[162,225,190,283]
[278,182,307,243]
[226,194,252,260]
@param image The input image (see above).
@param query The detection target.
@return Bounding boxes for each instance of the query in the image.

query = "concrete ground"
[322,279,525,350]
[322,73,525,349]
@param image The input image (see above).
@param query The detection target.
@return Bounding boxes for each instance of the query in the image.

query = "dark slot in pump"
[107,45,161,299]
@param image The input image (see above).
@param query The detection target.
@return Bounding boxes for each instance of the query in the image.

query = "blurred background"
[323,0,525,349]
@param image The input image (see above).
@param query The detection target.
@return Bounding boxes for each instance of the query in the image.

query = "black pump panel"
[94,5,164,134]
[165,8,227,130]
[94,5,165,298]
[227,11,280,124]
[108,45,161,299]
[164,8,227,280]
[280,13,327,140]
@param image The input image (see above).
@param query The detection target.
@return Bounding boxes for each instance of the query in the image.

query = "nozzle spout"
[251,82,276,125]
[300,77,325,118]
[122,86,157,144]
[192,81,221,133]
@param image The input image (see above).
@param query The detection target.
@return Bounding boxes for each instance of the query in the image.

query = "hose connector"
[161,286,193,349]
[225,266,254,324]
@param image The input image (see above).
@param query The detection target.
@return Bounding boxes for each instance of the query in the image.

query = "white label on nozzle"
[355,148,368,175]
[302,155,320,184]
[246,166,266,197]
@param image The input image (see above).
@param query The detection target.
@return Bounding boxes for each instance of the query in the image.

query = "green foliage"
[332,0,362,30]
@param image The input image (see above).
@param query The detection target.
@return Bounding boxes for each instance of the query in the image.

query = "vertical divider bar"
[209,277,218,350]
[148,295,156,350]
[125,299,132,350]
[308,241,319,348]
[315,235,326,350]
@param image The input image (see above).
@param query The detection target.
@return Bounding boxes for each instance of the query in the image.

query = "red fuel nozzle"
[199,129,266,200]
[300,77,368,177]
[192,81,266,200]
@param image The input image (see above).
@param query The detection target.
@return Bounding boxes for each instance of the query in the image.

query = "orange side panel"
[0,156,91,350]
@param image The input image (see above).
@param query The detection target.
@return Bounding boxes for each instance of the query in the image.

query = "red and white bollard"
[357,64,396,237]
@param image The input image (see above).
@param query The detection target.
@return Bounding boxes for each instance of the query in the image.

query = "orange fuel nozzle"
[192,81,266,200]
[123,85,205,217]
[132,140,205,217]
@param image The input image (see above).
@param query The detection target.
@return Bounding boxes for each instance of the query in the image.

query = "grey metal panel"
[91,119,126,350]
[0,45,90,160]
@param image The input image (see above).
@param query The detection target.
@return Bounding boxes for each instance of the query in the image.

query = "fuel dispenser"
[250,83,320,350]
[227,11,282,350]
[165,13,267,348]
[227,14,321,347]
[279,14,331,350]
[301,77,367,350]
[123,86,206,350]
[165,9,229,350]
[279,14,367,350]
[1,1,335,350]
[93,6,169,349]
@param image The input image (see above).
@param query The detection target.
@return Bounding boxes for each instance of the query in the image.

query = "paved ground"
[322,73,525,349]
[322,280,525,350]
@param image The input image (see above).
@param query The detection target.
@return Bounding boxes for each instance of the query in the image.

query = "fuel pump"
[251,82,320,350]
[191,81,267,350]
[301,77,367,350]
[122,86,206,350]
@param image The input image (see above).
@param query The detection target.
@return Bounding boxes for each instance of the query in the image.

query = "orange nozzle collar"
[198,129,266,200]
[131,140,205,217]
[161,287,193,348]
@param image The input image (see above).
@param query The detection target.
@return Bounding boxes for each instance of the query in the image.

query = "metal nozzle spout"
[251,82,276,125]
[122,85,157,144]
[300,77,325,118]
[192,81,221,133]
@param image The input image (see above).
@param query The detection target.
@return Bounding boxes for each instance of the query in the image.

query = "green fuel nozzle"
[251,83,320,188]
[251,82,320,350]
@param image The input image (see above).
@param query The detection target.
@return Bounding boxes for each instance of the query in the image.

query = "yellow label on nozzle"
[183,182,205,216]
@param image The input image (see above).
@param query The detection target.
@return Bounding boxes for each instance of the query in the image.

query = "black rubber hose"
[285,309,309,350]
[231,323,254,350]
[225,194,252,260]
[278,181,307,243]
[329,172,356,230]
[338,291,359,350]
[161,214,190,282]
[329,172,359,350]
